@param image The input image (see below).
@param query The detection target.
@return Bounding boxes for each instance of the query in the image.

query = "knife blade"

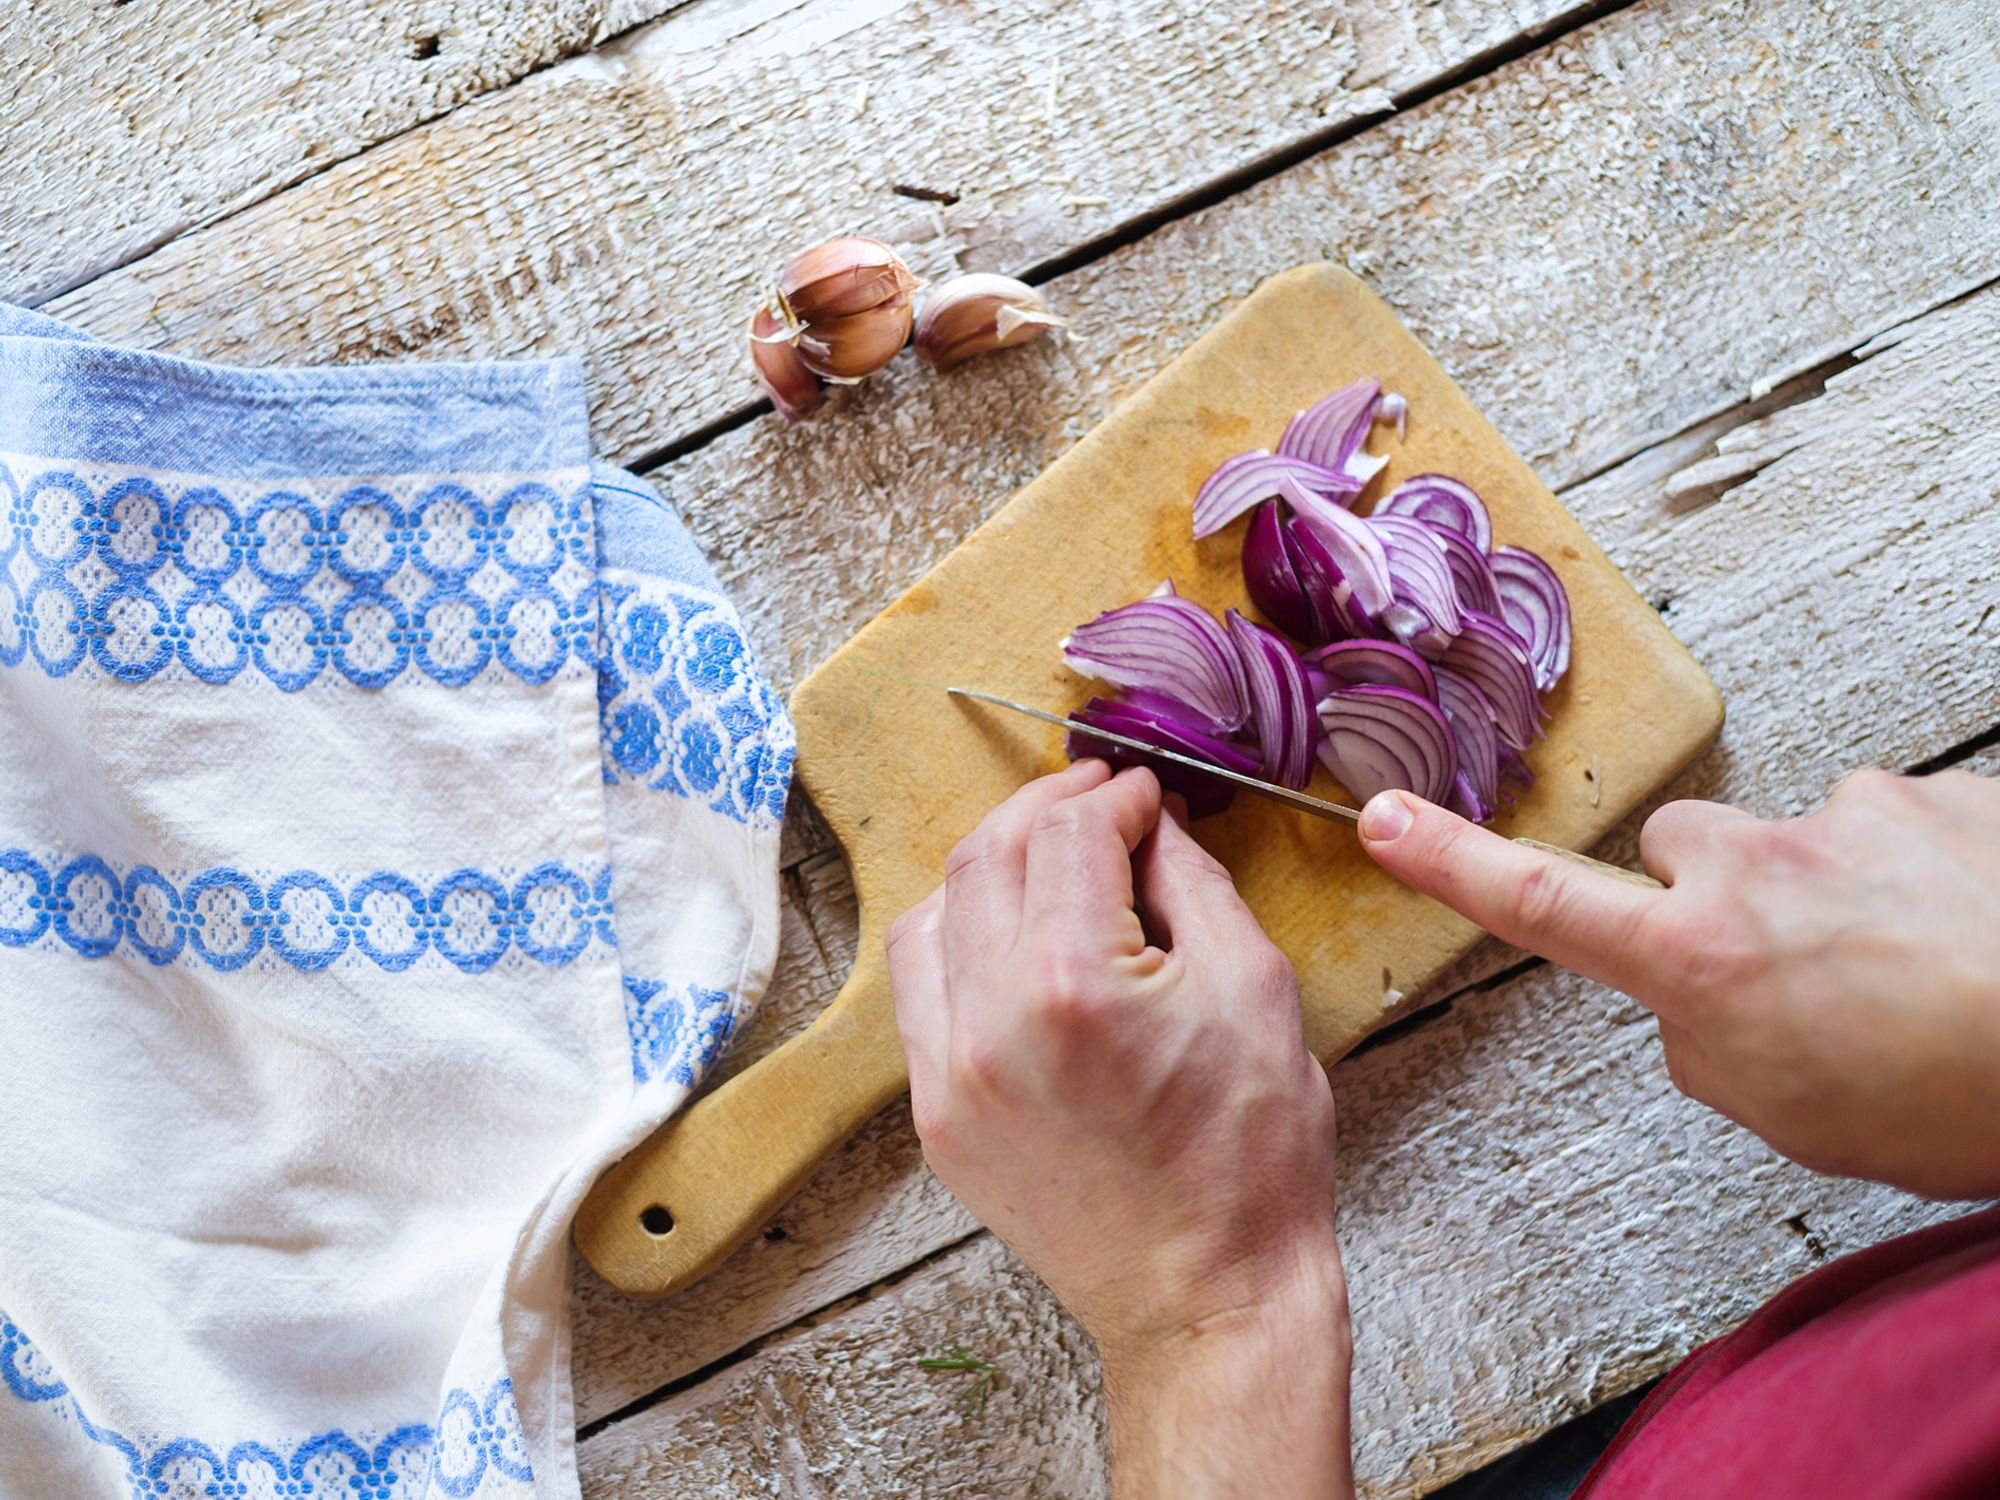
[946,685,1361,825]
[946,685,1665,889]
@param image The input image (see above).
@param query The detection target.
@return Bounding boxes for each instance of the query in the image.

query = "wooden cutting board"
[576,264,1723,1297]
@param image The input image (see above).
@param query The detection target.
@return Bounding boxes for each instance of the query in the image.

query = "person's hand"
[1358,768,2000,1198]
[889,759,1351,1498]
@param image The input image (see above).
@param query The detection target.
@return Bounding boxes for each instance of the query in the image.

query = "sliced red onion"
[1066,696,1261,820]
[1366,513,1463,656]
[1277,378,1389,489]
[1281,476,1394,620]
[1491,545,1572,693]
[1192,451,1362,539]
[1242,502,1325,645]
[1226,610,1319,791]
[1373,474,1492,553]
[1499,743,1536,803]
[1426,523,1502,617]
[1302,639,1436,699]
[1283,512,1376,641]
[1434,667,1501,822]
[1316,684,1456,806]
[1062,594,1249,732]
[1377,391,1408,441]
[1438,611,1545,750]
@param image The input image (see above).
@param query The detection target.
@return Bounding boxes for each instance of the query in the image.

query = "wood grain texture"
[574,963,1971,1498]
[567,274,2000,1451]
[573,264,1723,1301]
[0,0,670,306]
[37,0,1606,459]
[657,0,2000,698]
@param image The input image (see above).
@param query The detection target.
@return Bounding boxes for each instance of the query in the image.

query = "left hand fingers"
[944,758,1112,972]
[1018,767,1163,962]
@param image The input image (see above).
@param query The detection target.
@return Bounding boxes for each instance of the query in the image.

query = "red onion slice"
[1426,523,1502,617]
[1434,667,1502,821]
[1242,501,1324,644]
[1281,476,1394,619]
[1277,377,1390,488]
[1316,684,1456,806]
[1374,474,1492,553]
[1192,451,1362,539]
[1283,514,1375,641]
[1066,696,1261,819]
[1226,610,1319,790]
[1063,594,1250,732]
[1491,545,1572,693]
[1438,610,1545,750]
[1366,513,1463,656]
[1302,639,1437,699]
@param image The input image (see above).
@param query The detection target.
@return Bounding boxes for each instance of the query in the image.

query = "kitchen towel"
[0,303,793,1498]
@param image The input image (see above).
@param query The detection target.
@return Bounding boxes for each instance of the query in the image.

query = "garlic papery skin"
[774,234,920,326]
[914,273,1070,371]
[769,237,919,382]
[749,305,824,422]
[794,302,913,383]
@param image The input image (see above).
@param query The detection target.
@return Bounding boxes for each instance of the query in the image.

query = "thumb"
[1358,789,1664,997]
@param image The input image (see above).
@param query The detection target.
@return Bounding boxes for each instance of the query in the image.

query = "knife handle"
[1510,837,1664,889]
[574,928,906,1299]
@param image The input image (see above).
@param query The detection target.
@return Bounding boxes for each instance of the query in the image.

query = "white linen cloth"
[0,304,793,1499]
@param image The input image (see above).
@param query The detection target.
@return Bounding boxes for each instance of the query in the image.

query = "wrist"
[1102,1261,1353,1499]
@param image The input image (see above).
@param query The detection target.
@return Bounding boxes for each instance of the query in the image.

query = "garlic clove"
[749,305,824,422]
[913,272,1070,371]
[775,236,922,330]
[793,301,914,382]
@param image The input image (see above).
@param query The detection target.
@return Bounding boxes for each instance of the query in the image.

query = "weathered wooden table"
[13,0,1997,1491]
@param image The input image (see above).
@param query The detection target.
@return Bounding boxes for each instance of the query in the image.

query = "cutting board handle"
[574,932,908,1298]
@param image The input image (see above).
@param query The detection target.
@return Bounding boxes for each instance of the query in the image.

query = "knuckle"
[1029,800,1095,843]
[1248,939,1298,1000]
[947,1034,1012,1096]
[1509,856,1577,937]
[944,829,995,880]
[1028,951,1103,1029]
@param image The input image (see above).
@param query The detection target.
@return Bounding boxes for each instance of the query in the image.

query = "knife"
[948,685,1662,888]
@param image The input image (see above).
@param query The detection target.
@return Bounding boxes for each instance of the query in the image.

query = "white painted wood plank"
[40,0,1604,458]
[0,0,684,305]
[655,0,2000,696]
[567,274,2000,1459]
[574,960,1970,1497]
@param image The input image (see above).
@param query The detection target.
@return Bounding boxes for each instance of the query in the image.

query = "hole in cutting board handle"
[639,1204,675,1236]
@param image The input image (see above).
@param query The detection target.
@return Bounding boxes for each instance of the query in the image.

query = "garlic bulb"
[913,273,1069,371]
[771,236,919,382]
[748,305,823,423]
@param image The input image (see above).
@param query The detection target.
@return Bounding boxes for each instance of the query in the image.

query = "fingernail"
[1359,791,1413,843]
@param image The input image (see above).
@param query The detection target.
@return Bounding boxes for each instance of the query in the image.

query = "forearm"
[1103,1276,1355,1500]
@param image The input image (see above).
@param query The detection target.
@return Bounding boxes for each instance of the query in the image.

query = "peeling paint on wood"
[568,278,2000,1486]
[39,0,1606,456]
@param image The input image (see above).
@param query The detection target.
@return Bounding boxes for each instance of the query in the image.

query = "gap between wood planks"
[760,259,2000,889]
[627,0,1646,474]
[613,260,2000,1441]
